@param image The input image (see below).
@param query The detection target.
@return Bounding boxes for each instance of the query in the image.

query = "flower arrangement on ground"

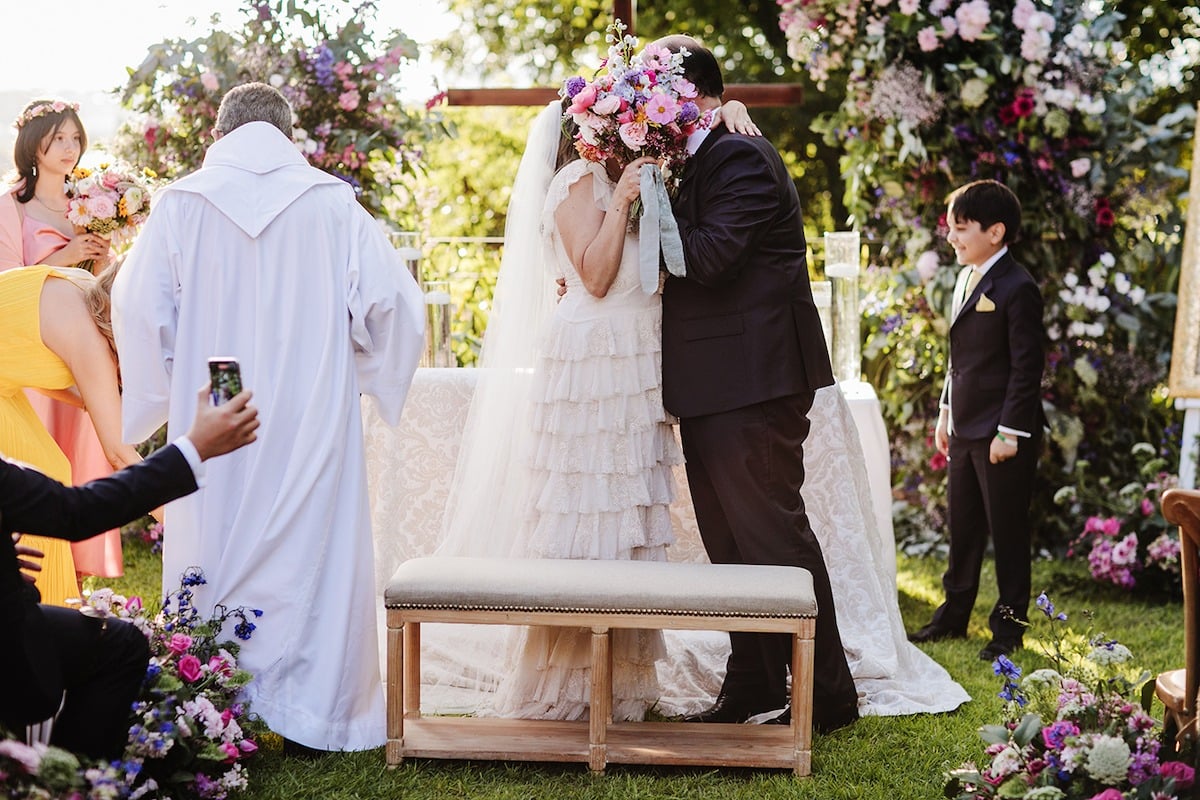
[66,162,155,248]
[776,0,1192,552]
[1056,443,1180,595]
[0,570,262,799]
[561,20,702,191]
[945,593,1194,799]
[113,0,447,223]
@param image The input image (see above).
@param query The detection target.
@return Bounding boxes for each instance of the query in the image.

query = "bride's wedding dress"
[364,101,969,721]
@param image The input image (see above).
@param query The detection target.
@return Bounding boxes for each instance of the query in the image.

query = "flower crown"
[13,101,80,130]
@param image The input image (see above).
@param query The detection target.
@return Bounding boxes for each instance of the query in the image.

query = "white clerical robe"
[112,122,424,751]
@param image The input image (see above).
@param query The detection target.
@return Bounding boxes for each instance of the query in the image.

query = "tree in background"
[111,0,447,222]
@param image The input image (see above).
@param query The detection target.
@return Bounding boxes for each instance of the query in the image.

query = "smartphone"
[208,357,243,406]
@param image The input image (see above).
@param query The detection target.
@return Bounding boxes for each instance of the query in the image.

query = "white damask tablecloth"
[362,368,969,718]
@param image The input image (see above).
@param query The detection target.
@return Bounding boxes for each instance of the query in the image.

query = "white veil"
[436,100,563,558]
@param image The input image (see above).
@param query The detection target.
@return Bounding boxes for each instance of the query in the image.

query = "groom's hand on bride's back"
[556,277,567,300]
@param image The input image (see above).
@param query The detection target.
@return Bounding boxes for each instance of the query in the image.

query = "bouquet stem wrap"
[638,163,686,294]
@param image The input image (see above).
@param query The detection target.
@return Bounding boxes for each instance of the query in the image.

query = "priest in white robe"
[112,82,425,752]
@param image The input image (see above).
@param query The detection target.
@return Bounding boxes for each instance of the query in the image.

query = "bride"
[421,101,970,722]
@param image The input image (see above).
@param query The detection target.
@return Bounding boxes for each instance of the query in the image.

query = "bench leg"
[791,629,814,777]
[386,618,405,767]
[589,626,611,773]
[403,622,422,718]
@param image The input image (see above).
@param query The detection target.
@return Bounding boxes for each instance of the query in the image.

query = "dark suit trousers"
[41,607,149,760]
[678,392,858,715]
[934,432,1040,642]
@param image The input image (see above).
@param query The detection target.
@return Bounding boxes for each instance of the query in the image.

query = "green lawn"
[92,541,1186,800]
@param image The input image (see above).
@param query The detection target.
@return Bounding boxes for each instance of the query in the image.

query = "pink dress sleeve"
[0,191,23,271]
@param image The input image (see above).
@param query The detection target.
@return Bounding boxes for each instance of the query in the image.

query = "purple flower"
[1042,720,1079,749]
[563,76,587,98]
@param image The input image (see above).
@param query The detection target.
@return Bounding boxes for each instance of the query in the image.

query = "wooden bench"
[384,556,817,775]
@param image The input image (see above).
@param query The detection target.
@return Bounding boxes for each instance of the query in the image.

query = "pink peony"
[619,120,648,150]
[167,633,194,655]
[592,94,621,116]
[177,654,203,683]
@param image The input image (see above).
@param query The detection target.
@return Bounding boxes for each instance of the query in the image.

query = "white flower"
[955,0,993,42]
[269,73,285,87]
[990,743,1024,778]
[1021,667,1062,693]
[1024,787,1066,800]
[1129,287,1146,305]
[1087,642,1133,667]
[961,78,990,109]
[1084,734,1132,784]
[1099,252,1116,268]
[1064,272,1079,288]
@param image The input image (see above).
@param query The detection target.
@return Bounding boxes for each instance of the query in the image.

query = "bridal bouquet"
[66,161,155,248]
[945,594,1194,800]
[561,20,703,186]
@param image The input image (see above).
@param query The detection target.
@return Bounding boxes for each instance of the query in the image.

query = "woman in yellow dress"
[0,262,154,606]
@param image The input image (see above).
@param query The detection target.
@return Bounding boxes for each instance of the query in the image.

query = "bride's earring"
[30,165,36,178]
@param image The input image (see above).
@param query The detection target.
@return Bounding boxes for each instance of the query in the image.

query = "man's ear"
[988,221,1006,243]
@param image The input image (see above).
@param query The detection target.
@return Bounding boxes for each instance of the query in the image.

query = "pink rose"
[167,633,194,655]
[85,195,117,221]
[1087,790,1123,800]
[1161,760,1196,789]
[338,90,360,112]
[221,742,240,762]
[177,654,203,683]
[592,94,621,116]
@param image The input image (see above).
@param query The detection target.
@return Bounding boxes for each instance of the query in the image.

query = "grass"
[90,540,1186,800]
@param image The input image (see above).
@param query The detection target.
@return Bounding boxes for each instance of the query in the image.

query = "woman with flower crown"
[435,36,761,718]
[0,100,129,604]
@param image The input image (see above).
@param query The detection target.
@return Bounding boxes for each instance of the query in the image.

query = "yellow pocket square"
[975,294,996,312]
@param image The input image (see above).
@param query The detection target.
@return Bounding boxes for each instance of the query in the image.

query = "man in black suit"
[655,36,859,732]
[908,180,1045,662]
[1,387,259,760]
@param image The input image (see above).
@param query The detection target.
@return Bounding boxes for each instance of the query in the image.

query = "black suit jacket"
[0,445,197,722]
[663,124,833,418]
[939,252,1045,439]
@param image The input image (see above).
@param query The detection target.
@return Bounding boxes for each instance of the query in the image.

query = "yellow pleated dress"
[0,266,81,606]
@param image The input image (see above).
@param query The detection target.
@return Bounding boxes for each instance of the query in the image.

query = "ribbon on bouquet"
[638,163,686,295]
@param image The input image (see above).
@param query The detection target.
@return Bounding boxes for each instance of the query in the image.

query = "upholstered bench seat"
[384,556,818,775]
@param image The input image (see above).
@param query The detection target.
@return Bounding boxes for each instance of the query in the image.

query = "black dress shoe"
[907,623,967,643]
[681,691,782,724]
[979,639,1021,662]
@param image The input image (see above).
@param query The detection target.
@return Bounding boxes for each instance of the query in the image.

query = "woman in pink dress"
[0,99,121,586]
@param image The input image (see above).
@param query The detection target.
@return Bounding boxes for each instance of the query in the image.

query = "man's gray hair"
[214,82,294,138]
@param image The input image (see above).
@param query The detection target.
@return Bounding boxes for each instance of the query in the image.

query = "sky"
[0,1,454,169]
[0,1,452,94]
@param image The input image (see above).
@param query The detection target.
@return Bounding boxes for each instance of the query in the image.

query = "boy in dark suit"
[1,387,258,759]
[908,180,1045,662]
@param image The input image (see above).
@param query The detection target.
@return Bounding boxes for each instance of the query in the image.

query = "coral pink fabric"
[1,190,123,576]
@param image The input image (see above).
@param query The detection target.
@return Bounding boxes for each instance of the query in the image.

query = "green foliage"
[110,0,449,221]
[779,0,1195,550]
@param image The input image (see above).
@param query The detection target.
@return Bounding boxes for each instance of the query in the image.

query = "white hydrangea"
[1084,735,1132,785]
[1024,787,1067,800]
[1022,667,1063,693]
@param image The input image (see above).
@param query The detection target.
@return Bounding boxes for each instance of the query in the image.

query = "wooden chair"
[1156,487,1200,750]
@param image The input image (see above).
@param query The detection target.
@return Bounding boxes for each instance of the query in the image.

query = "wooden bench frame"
[385,606,816,775]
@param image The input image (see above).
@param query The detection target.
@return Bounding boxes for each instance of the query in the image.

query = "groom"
[655,36,859,733]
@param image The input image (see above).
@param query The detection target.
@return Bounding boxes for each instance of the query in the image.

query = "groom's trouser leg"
[680,392,857,712]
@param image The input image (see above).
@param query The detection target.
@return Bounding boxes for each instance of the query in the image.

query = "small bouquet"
[561,20,704,199]
[66,161,155,249]
[81,569,263,800]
